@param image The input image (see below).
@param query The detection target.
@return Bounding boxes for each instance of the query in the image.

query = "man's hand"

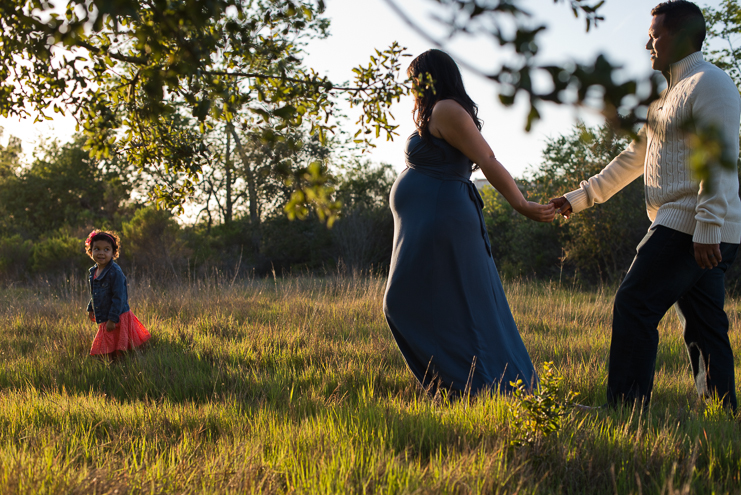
[88,311,95,322]
[694,243,722,269]
[549,197,573,218]
[106,320,116,332]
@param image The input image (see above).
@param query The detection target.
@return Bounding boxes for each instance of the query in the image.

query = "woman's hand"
[106,320,116,332]
[88,311,95,322]
[515,201,557,222]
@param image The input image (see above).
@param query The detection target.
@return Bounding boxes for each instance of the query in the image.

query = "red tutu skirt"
[90,311,151,356]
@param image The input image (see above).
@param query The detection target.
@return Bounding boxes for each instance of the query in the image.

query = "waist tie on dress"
[460,179,492,258]
[406,167,492,257]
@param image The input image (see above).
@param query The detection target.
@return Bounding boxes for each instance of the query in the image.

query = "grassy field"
[1,274,740,494]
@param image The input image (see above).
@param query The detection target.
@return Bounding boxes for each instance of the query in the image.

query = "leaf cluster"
[704,0,741,90]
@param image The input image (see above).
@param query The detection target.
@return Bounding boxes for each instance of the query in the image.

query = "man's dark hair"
[652,1,706,50]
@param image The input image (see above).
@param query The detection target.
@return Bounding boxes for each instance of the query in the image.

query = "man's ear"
[676,28,699,56]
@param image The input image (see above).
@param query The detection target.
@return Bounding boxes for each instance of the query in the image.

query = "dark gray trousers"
[607,225,739,410]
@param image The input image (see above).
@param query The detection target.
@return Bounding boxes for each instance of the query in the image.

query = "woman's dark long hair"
[407,49,483,145]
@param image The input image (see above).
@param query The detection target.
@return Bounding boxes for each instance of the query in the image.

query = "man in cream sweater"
[551,0,741,410]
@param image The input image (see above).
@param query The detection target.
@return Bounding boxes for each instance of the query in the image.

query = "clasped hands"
[515,196,569,223]
[546,196,722,270]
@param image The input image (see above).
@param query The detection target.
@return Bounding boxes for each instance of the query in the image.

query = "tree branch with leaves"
[1,0,409,219]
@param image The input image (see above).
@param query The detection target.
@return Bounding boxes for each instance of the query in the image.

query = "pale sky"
[0,0,730,180]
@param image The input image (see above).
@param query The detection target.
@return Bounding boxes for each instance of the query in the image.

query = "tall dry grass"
[0,274,739,494]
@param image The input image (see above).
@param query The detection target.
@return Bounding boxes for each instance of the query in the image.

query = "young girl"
[85,230,150,358]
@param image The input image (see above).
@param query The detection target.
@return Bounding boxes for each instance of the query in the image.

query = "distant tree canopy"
[192,125,334,228]
[2,0,671,218]
[0,134,133,239]
[0,128,22,179]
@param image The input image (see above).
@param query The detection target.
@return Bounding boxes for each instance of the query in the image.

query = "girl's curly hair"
[84,230,121,260]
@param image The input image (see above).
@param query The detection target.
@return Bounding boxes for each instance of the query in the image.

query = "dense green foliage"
[1,120,736,286]
[0,135,133,239]
[1,277,739,493]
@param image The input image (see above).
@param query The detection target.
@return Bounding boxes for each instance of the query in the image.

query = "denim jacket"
[86,261,130,323]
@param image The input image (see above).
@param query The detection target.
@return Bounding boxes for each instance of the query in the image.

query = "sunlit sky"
[0,0,730,180]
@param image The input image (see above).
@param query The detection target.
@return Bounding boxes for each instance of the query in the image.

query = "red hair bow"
[85,230,98,247]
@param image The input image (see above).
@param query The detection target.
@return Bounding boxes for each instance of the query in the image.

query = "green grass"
[1,275,740,494]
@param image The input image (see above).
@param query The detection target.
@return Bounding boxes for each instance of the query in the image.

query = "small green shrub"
[0,235,32,279]
[508,361,578,447]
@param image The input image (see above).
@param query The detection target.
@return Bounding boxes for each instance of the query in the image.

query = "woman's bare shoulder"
[431,98,468,118]
[429,99,476,139]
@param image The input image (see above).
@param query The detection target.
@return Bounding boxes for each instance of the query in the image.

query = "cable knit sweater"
[564,52,741,245]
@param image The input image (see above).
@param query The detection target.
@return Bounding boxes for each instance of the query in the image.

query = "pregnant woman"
[384,49,555,396]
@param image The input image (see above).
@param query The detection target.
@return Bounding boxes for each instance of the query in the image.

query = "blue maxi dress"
[383,131,537,395]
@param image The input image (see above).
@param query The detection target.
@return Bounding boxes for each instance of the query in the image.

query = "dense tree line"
[4,119,741,289]
[0,122,665,285]
[0,126,394,282]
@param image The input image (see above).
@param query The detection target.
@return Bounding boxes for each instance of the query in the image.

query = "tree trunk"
[227,123,261,255]
[225,128,233,225]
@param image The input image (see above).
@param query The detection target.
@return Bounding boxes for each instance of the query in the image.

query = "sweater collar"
[667,51,703,84]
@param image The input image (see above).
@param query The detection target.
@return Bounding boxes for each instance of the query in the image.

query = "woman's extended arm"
[428,100,555,222]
